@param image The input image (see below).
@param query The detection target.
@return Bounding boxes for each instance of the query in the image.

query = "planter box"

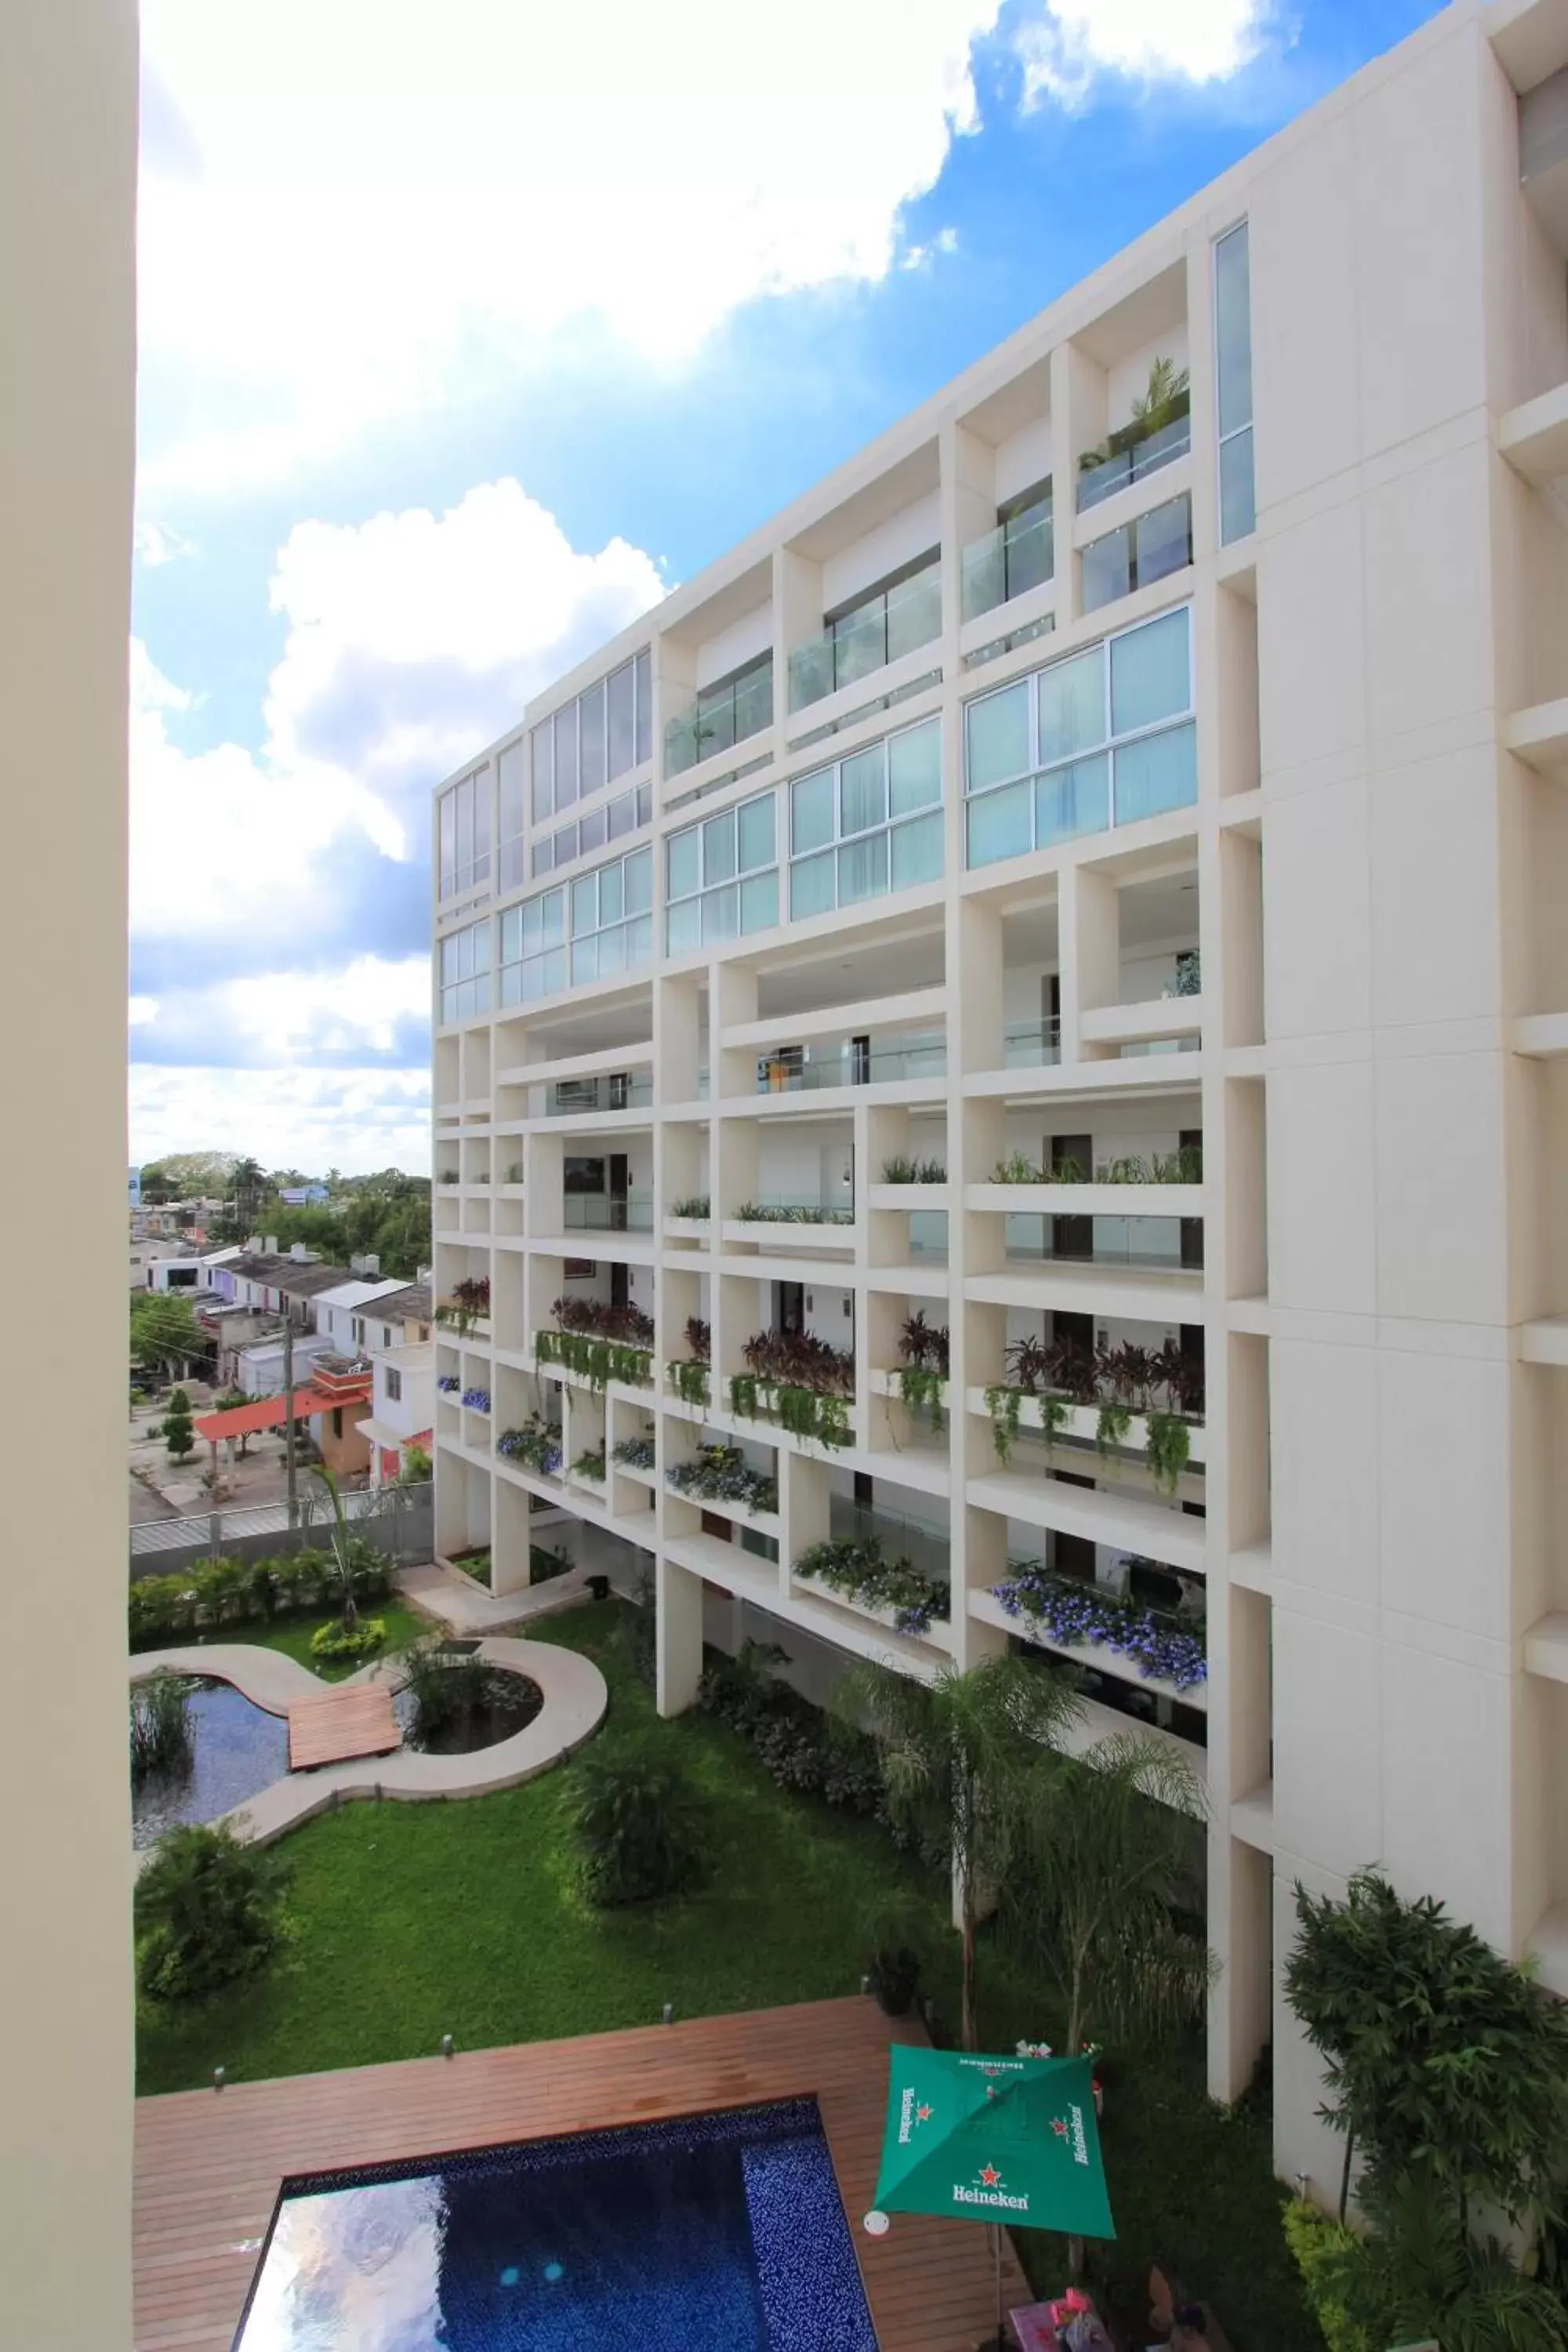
[964,1387,1206,1468]
[866,1182,949,1210]
[968,1585,1206,1710]
[794,1571,953,1650]
[964,1183,1203,1218]
[722,1218,856,1250]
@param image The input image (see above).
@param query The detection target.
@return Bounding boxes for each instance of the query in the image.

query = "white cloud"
[131,477,664,955]
[139,0,1004,493]
[1016,1,1268,107]
[130,1064,434,1178]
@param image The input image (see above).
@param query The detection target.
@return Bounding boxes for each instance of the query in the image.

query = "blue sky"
[130,0,1441,1174]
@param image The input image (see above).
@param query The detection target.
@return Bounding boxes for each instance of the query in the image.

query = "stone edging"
[129,1635,608,1860]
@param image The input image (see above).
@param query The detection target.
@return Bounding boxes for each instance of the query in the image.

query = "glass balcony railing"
[787,563,942,713]
[663,659,774,779]
[564,1192,654,1233]
[827,1495,953,1582]
[755,1030,946,1093]
[908,1210,949,1262]
[546,1073,653,1116]
[960,495,1054,623]
[1003,1213,1202,1271]
[1003,1018,1062,1069]
[734,1195,855,1227]
[1076,411,1192,514]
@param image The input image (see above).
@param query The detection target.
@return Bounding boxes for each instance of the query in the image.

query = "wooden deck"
[285,1681,401,1769]
[134,1997,1030,2350]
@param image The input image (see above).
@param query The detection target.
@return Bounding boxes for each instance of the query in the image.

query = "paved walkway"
[395,1557,601,1635]
[129,1634,608,1855]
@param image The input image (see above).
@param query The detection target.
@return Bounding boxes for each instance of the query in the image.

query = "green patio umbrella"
[869,2047,1115,2343]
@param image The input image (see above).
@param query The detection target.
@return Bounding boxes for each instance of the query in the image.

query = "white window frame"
[438,917,493,1023]
[961,601,1196,865]
[665,787,779,949]
[437,768,492,901]
[786,714,944,917]
[1213,218,1255,546]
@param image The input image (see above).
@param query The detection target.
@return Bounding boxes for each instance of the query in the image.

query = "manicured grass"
[244,1601,430,1681]
[133,1601,1321,2350]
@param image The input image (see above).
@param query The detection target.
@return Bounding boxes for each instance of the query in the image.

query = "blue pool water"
[234,2098,877,2351]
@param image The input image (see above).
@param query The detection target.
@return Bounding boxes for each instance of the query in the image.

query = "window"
[568,845,655,984]
[353,1318,365,1345]
[439,918,492,1021]
[332,1408,343,1439]
[788,716,943,917]
[532,781,652,878]
[666,788,779,950]
[960,481,1054,622]
[437,768,492,899]
[499,887,567,1003]
[964,605,1195,868]
[497,739,526,891]
[1080,494,1192,615]
[1214,222,1255,543]
[386,1367,403,1403]
[788,557,942,712]
[529,649,652,828]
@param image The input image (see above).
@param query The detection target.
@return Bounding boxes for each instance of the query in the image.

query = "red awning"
[194,1385,343,1443]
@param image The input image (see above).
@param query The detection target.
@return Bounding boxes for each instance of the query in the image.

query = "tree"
[162,1388,195,1462]
[130,1292,204,1379]
[1286,1870,1568,2233]
[1003,1730,1213,2061]
[230,1155,267,1234]
[832,1653,1080,2051]
[310,1465,360,1631]
[134,1821,289,2002]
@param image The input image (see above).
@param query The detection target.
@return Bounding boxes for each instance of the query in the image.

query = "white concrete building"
[430,0,1568,2187]
[311,1275,412,1356]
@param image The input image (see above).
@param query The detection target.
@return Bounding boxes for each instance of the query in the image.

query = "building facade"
[430,0,1568,2187]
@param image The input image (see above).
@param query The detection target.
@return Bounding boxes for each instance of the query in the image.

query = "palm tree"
[832,1653,1080,2052]
[1004,1730,1211,2061]
[1003,1730,1211,2274]
[310,1465,358,1632]
[230,1156,266,1235]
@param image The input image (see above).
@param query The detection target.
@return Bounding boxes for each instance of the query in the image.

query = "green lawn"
[134,1601,1321,2350]
[240,1600,431,1681]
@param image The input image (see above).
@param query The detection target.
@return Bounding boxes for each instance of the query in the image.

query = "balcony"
[754,1030,946,1094]
[787,561,942,714]
[1002,1213,1202,1272]
[546,1073,653,1116]
[663,657,774,779]
[1003,1018,1062,1069]
[564,1192,654,1235]
[1076,407,1191,515]
[960,492,1054,623]
[1080,493,1192,616]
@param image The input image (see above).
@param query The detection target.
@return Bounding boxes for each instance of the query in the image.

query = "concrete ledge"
[129,1634,608,1858]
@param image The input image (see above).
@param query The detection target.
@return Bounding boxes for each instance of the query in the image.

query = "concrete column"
[1058,861,1119,1057]
[657,1554,706,1717]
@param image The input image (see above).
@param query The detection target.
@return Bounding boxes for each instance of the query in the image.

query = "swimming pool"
[234,2096,878,2350]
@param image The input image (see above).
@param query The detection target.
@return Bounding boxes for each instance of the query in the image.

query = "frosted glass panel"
[889,720,940,815]
[792,768,835,855]
[840,745,887,837]
[965,680,1029,792]
[966,780,1032,869]
[891,810,943,889]
[1036,753,1109,845]
[667,829,700,902]
[740,869,779,933]
[790,848,837,917]
[1110,609,1189,735]
[1113,722,1196,823]
[1036,647,1105,763]
[838,829,889,906]
[736,792,775,872]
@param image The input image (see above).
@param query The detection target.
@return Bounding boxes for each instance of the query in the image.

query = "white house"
[310,1276,410,1356]
[356,1341,435,1486]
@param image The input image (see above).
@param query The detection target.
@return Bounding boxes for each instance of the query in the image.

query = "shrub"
[164,1394,195,1461]
[134,1821,289,2002]
[310,1617,386,1664]
[129,1671,193,1780]
[568,1744,706,1906]
[128,1544,393,1647]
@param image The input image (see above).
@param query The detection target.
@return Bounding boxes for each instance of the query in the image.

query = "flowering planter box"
[794,1572,953,1651]
[976,1577,1207,1708]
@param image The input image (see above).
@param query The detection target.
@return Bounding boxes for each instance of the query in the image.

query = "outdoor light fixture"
[1293,2172,1310,2199]
[662,2002,674,2025]
[441,2033,455,2059]
[212,2066,225,2092]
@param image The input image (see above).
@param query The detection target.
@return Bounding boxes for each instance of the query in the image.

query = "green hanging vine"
[1143,1408,1191,1496]
[985,1384,1024,1465]
[667,1357,710,1408]
[895,1363,946,1432]
[1095,1400,1134,1460]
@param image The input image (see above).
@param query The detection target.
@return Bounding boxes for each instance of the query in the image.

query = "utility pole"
[283,1316,298,1530]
